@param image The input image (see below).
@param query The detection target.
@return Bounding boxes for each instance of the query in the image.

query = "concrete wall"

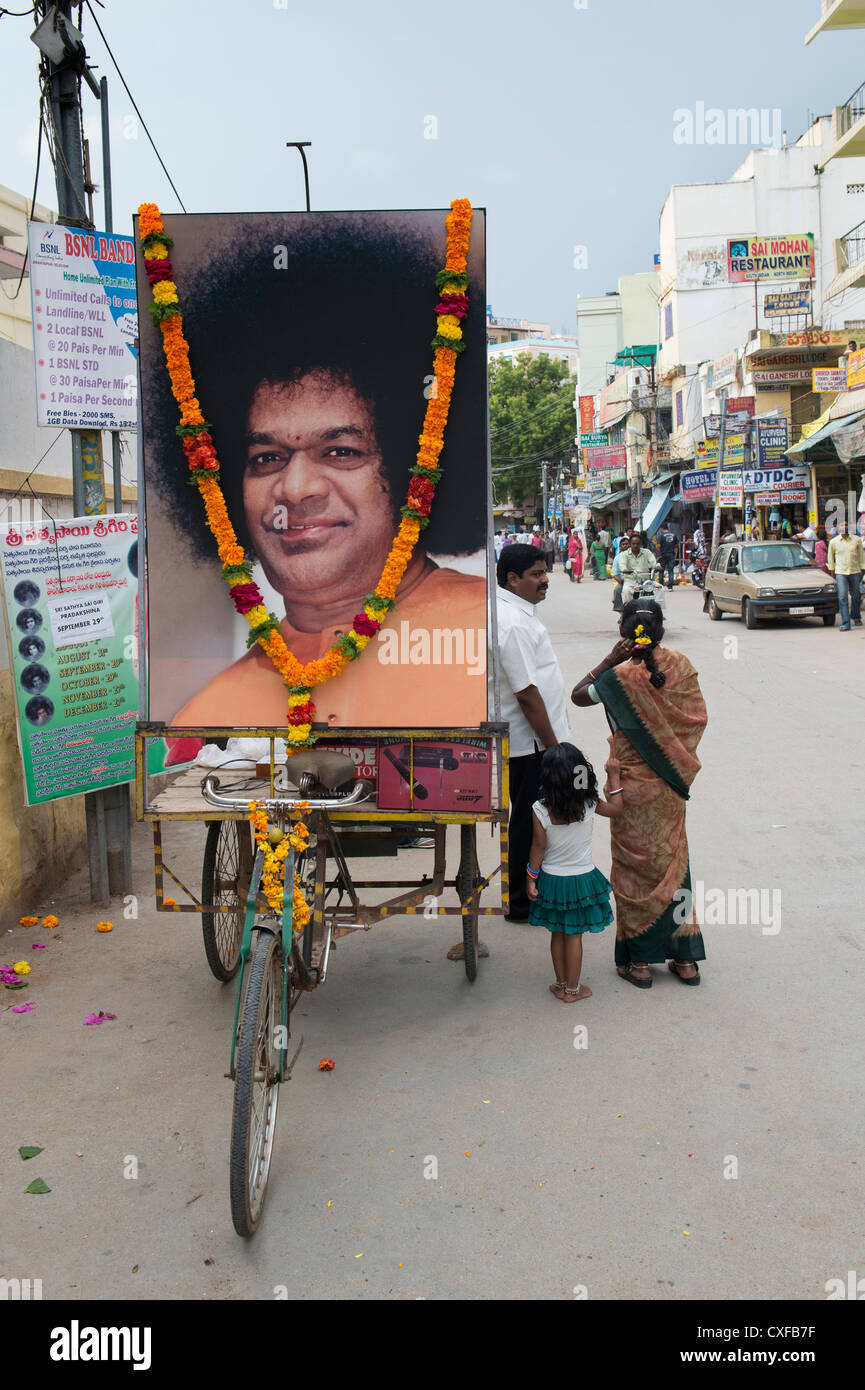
[619,273,660,350]
[576,294,622,396]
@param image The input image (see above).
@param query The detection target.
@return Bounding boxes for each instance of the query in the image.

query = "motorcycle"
[619,567,667,619]
[690,555,708,590]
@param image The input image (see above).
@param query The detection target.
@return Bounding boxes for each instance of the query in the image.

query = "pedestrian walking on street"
[570,599,708,989]
[591,536,608,580]
[815,526,829,574]
[827,520,865,630]
[526,743,621,1003]
[568,529,584,582]
[656,523,677,590]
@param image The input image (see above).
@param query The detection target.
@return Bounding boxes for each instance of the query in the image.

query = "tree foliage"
[489,354,576,509]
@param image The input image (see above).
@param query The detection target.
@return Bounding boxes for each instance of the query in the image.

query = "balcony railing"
[836,79,865,138]
[836,218,865,272]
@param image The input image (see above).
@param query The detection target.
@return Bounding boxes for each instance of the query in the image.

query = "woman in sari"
[590,537,607,580]
[570,599,707,988]
[567,529,584,583]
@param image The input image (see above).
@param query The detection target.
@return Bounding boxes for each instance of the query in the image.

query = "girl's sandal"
[560,983,592,1003]
[617,963,652,989]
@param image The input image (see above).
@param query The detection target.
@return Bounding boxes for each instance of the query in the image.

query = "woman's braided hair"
[620,599,666,689]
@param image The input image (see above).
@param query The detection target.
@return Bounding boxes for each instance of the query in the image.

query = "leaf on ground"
[19,1145,43,1160]
[24,1177,51,1194]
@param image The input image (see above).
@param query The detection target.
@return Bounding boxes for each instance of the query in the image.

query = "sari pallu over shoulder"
[593,649,706,797]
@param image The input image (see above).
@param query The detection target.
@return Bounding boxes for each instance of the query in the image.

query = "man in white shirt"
[793,522,816,559]
[495,543,570,921]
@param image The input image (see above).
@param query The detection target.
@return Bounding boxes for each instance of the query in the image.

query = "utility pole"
[711,397,728,553]
[542,461,549,532]
[35,1,131,901]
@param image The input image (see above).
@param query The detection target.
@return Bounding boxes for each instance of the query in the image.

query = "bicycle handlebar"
[200,772,372,812]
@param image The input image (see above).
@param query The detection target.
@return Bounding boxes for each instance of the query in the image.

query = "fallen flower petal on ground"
[83,1011,118,1026]
[13,961,30,975]
[32,943,47,949]
[12,1002,34,1013]
[318,1058,335,1071]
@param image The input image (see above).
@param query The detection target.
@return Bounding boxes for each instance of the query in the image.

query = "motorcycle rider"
[619,531,655,606]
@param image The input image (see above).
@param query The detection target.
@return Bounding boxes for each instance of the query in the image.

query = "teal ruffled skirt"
[528,867,613,935]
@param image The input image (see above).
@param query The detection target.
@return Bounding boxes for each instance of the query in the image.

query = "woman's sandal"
[549,980,568,999]
[617,963,652,989]
[559,983,592,1003]
[668,961,700,986]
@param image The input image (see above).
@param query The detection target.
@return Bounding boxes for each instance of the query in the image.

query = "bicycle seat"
[276,750,358,797]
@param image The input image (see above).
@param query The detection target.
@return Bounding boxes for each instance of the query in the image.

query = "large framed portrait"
[135,208,488,749]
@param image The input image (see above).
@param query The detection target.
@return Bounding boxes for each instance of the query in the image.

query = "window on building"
[790,384,821,442]
[664,302,674,340]
[676,389,683,427]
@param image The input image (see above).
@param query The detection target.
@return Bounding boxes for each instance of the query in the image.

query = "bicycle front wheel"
[230,929,284,1236]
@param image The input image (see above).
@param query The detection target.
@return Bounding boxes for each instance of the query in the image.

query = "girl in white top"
[526,742,623,1003]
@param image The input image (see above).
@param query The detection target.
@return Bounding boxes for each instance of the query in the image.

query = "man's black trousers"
[507,749,544,917]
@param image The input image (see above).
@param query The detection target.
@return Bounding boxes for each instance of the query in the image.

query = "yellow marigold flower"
[41,915,59,929]
[163,897,178,908]
[152,280,179,304]
[19,916,39,927]
[13,960,31,975]
[96,920,114,932]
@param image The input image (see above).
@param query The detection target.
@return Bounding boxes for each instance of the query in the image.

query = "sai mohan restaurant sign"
[727,234,815,284]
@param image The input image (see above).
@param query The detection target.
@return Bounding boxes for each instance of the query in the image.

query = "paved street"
[2,569,864,1301]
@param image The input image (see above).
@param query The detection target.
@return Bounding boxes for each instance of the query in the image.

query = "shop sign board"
[681,468,717,500]
[763,289,810,316]
[756,420,789,467]
[743,464,809,493]
[813,368,847,392]
[706,352,738,392]
[27,223,139,429]
[727,234,815,283]
[847,349,865,390]
[719,469,743,507]
[579,431,607,447]
[579,396,595,433]
[584,444,627,472]
[696,434,745,466]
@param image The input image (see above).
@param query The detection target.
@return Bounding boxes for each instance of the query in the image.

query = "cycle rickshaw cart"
[136,722,509,1235]
[132,195,504,1235]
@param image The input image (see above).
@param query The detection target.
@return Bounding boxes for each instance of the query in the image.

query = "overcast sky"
[1,0,858,334]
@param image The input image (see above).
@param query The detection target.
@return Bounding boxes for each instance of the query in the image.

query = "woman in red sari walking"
[570,599,707,987]
[567,529,584,583]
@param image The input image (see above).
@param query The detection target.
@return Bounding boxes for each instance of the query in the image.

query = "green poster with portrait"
[0,514,139,804]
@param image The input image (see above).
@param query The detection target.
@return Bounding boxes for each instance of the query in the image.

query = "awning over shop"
[640,481,673,535]
[787,409,865,454]
[589,489,630,508]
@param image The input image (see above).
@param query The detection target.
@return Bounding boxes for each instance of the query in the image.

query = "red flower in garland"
[288,701,315,725]
[434,293,469,319]
[230,583,264,616]
[352,612,380,637]
[144,258,174,284]
[406,476,435,516]
[182,432,218,471]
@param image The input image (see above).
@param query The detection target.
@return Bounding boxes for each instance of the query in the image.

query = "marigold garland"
[137,198,473,752]
[248,801,311,924]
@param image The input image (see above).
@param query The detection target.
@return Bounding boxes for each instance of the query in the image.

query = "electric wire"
[83,0,187,212]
